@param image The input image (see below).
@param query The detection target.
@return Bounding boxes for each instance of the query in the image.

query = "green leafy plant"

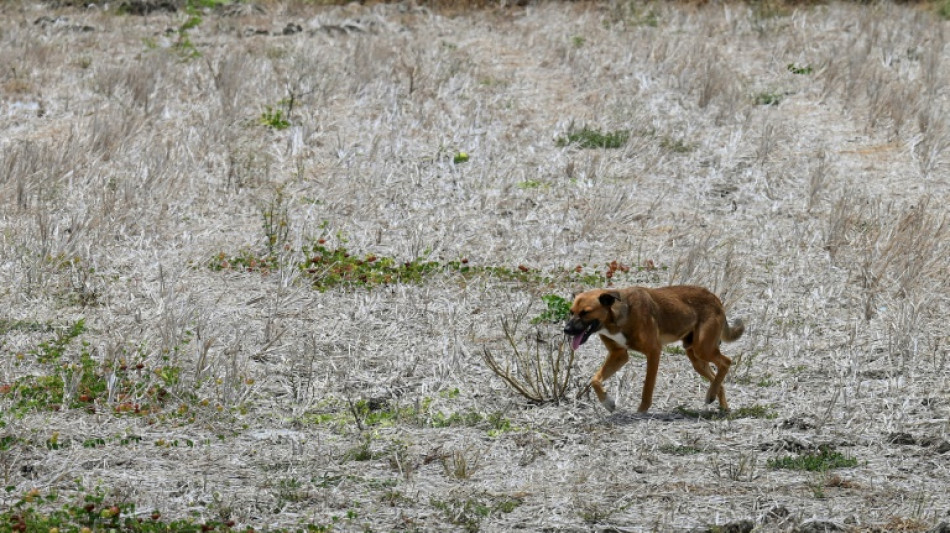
[174,15,202,59]
[531,294,571,324]
[260,105,291,130]
[556,126,630,149]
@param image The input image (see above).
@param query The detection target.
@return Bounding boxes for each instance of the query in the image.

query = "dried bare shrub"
[482,313,575,404]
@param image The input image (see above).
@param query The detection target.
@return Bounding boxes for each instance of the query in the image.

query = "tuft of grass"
[754,91,782,106]
[556,126,630,149]
[787,63,814,75]
[767,447,858,472]
[431,494,521,532]
[659,135,694,153]
[660,444,702,455]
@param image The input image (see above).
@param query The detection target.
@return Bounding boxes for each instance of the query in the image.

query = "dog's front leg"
[637,348,661,413]
[590,346,629,412]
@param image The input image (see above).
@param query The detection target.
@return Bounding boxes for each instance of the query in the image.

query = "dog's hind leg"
[686,348,727,409]
[695,320,732,410]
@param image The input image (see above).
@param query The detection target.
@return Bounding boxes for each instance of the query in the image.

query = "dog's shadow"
[603,407,728,425]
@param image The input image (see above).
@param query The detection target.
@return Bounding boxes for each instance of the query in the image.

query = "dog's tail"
[721,318,745,342]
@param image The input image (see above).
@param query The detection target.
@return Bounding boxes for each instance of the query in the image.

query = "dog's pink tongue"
[570,334,583,351]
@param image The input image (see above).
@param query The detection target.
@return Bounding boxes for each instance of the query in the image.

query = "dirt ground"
[1,1,949,531]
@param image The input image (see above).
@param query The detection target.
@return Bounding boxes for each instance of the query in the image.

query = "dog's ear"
[598,291,621,308]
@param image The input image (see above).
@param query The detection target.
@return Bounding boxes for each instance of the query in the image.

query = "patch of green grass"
[0,322,196,421]
[453,151,470,164]
[0,319,53,335]
[767,447,858,472]
[0,486,239,533]
[30,318,86,364]
[754,91,782,106]
[664,344,687,356]
[531,294,571,324]
[213,235,662,291]
[939,0,950,20]
[517,179,543,189]
[787,63,813,75]
[300,242,443,290]
[556,126,630,149]
[659,444,702,455]
[431,495,521,533]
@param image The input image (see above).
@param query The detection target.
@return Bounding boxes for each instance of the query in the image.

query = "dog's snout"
[563,317,584,335]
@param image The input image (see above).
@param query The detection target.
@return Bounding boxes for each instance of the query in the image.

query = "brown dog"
[564,285,744,413]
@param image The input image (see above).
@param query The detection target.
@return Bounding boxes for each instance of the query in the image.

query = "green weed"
[754,91,782,106]
[174,15,202,60]
[556,126,630,149]
[260,105,291,130]
[787,63,814,75]
[531,294,571,324]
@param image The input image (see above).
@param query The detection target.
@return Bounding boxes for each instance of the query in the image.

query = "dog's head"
[563,290,621,351]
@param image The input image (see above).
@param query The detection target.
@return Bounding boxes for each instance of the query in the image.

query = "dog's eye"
[580,310,589,317]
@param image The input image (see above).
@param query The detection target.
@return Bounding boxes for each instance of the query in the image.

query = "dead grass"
[1,1,949,531]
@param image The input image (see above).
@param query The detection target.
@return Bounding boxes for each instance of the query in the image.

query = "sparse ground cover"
[1,0,950,531]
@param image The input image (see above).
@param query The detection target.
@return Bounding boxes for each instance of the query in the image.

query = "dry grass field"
[2,0,950,531]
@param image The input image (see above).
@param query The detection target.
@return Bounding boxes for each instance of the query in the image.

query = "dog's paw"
[601,396,616,412]
[705,388,717,404]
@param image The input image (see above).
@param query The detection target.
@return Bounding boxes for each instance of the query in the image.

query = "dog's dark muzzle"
[564,318,600,351]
